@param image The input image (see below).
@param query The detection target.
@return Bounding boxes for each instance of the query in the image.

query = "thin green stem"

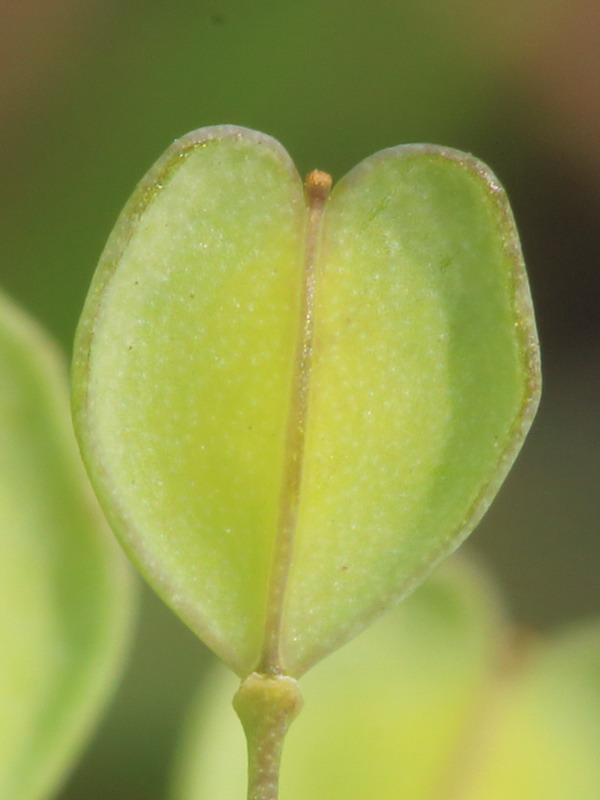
[233,673,303,800]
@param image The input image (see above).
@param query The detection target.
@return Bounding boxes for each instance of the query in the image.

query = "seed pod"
[72,125,540,678]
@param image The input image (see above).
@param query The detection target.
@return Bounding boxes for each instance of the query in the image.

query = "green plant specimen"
[71,125,540,800]
[0,291,133,800]
[172,558,600,800]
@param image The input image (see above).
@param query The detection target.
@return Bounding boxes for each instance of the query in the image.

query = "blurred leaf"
[72,126,538,678]
[0,291,134,800]
[462,623,600,800]
[170,557,505,800]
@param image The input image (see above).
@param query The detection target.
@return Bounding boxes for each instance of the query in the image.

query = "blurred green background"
[1,1,598,798]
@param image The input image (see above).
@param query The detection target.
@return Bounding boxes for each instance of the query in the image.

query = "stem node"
[234,673,303,800]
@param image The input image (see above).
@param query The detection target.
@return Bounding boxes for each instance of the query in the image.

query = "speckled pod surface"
[72,126,540,677]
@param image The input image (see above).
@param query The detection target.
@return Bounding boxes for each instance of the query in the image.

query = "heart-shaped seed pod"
[72,125,540,681]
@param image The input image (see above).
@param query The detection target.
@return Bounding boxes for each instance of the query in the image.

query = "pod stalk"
[234,673,303,800]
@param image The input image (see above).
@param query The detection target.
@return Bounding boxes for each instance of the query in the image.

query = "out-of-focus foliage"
[461,624,600,799]
[172,559,600,800]
[0,292,133,800]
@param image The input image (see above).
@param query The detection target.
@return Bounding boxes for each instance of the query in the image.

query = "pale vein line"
[258,169,332,674]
